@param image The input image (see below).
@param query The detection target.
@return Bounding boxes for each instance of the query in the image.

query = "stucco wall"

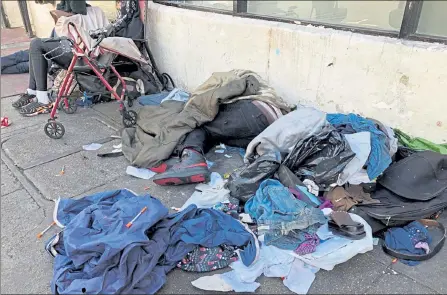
[146,2,447,143]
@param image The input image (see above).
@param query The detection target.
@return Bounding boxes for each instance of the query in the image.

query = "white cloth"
[244,107,328,162]
[55,6,109,51]
[180,172,230,210]
[100,37,148,64]
[303,179,319,196]
[337,132,371,185]
[192,244,318,294]
[292,209,373,271]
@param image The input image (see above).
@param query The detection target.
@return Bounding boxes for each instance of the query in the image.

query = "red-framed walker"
[44,23,139,139]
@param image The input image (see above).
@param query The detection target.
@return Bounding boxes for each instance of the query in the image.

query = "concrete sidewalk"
[1,75,445,293]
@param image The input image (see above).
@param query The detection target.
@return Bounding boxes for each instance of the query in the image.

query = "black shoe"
[152,148,210,186]
[12,93,36,109]
[19,101,54,117]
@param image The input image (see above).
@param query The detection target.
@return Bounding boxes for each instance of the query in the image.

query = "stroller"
[43,4,173,139]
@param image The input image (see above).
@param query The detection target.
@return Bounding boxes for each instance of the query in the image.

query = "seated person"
[12,0,142,116]
[150,99,282,186]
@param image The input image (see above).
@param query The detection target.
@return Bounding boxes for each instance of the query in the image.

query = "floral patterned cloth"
[178,245,239,272]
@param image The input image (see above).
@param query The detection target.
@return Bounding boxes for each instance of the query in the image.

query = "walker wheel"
[44,121,65,139]
[59,98,78,114]
[123,110,137,128]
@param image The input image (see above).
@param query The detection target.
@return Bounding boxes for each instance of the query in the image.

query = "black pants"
[28,38,73,91]
[175,100,270,155]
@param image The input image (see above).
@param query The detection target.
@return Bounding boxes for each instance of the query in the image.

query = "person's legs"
[1,50,29,71]
[151,129,211,185]
[152,101,272,186]
[1,62,29,74]
[202,100,271,148]
[12,50,36,108]
[19,38,73,116]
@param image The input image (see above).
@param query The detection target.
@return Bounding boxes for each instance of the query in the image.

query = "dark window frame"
[155,0,447,44]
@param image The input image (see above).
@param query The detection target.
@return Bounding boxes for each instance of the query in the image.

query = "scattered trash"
[206,160,214,168]
[37,221,56,239]
[216,143,226,150]
[224,154,232,158]
[1,117,11,128]
[227,146,246,158]
[223,173,230,179]
[180,172,229,210]
[373,238,379,245]
[126,166,157,180]
[392,258,398,264]
[126,206,148,228]
[55,165,66,177]
[215,149,225,154]
[82,143,103,151]
[239,213,253,223]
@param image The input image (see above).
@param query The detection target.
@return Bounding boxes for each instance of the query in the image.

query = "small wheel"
[59,98,78,114]
[44,121,65,139]
[127,97,134,108]
[123,110,137,128]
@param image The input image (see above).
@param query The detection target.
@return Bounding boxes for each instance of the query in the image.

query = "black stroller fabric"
[283,126,355,188]
[360,151,447,226]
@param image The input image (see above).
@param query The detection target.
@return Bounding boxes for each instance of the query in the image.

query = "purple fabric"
[294,233,320,255]
[319,200,333,209]
[288,187,315,207]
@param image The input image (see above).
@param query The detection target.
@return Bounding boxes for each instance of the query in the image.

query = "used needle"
[37,221,56,239]
[126,206,148,228]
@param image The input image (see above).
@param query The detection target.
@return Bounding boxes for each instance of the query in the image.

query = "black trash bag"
[283,126,355,188]
[227,152,281,203]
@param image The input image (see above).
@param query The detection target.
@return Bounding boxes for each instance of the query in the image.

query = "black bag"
[283,126,355,188]
[227,153,280,203]
[360,151,447,229]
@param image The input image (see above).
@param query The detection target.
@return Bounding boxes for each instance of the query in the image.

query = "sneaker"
[149,157,181,173]
[19,101,54,117]
[152,148,210,186]
[12,93,36,108]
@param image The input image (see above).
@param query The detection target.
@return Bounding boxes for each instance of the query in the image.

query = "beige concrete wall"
[27,1,57,37]
[3,1,23,28]
[146,2,447,143]
[5,1,119,38]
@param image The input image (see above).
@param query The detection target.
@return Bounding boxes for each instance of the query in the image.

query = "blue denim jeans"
[245,179,326,249]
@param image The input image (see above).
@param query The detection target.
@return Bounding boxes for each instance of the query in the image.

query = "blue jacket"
[50,189,257,294]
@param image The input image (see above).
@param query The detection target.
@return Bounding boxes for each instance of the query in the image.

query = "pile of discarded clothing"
[41,69,446,294]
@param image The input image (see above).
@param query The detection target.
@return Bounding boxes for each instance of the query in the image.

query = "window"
[417,1,447,37]
[171,0,233,11]
[247,1,405,31]
[157,0,447,43]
